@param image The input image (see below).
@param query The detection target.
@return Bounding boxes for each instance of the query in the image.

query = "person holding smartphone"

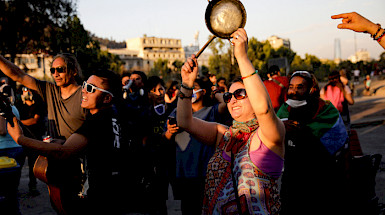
[165,76,227,215]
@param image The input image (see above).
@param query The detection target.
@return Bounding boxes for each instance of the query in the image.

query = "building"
[108,35,186,73]
[334,38,342,65]
[183,44,210,68]
[267,35,291,50]
[348,49,370,63]
[4,53,53,82]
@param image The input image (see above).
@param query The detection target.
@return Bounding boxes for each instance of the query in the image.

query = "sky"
[77,0,385,60]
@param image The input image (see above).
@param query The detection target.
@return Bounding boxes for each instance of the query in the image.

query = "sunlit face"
[81,75,108,114]
[130,74,144,90]
[287,76,309,101]
[227,82,254,121]
[149,83,165,105]
[51,57,73,87]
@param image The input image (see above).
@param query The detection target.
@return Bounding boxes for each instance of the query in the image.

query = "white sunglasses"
[82,81,114,97]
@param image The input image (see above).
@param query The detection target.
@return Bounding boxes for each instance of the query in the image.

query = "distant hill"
[92,36,126,49]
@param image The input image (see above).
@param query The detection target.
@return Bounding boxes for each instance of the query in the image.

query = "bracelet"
[375,29,385,42]
[372,23,381,39]
[181,83,194,90]
[178,90,192,99]
[241,70,258,80]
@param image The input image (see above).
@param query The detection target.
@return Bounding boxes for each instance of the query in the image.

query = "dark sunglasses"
[50,67,66,74]
[82,81,114,97]
[223,88,248,103]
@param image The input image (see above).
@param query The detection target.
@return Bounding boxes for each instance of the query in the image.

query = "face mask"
[192,89,203,103]
[285,99,307,108]
[154,104,165,115]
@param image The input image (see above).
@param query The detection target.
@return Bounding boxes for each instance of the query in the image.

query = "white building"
[183,44,210,68]
[5,53,53,82]
[348,49,370,63]
[267,35,291,50]
[108,35,185,73]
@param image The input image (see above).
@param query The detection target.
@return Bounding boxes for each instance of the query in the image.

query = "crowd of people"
[0,11,383,215]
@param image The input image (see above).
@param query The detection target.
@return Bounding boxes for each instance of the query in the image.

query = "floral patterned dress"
[202,119,281,215]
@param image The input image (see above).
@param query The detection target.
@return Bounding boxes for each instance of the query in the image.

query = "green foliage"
[0,0,76,58]
[149,59,170,80]
[0,0,123,80]
[59,16,123,78]
[207,37,238,81]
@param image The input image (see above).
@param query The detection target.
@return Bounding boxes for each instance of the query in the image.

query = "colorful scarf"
[226,118,259,155]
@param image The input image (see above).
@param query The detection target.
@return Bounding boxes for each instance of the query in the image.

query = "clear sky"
[77,0,385,60]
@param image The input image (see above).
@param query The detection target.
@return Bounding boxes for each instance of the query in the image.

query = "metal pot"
[195,0,246,58]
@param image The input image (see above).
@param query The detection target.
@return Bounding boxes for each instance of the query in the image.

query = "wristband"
[181,83,194,90]
[241,70,258,80]
[372,23,382,39]
[375,29,385,42]
[178,90,192,99]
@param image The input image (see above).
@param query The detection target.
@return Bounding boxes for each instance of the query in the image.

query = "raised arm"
[231,29,285,155]
[177,55,227,146]
[332,12,385,49]
[0,55,38,91]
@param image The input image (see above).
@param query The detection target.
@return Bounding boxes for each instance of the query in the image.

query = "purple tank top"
[222,129,284,178]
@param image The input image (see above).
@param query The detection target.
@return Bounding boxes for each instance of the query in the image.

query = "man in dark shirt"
[7,69,122,214]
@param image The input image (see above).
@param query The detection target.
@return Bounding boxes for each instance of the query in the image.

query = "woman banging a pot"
[177,28,285,215]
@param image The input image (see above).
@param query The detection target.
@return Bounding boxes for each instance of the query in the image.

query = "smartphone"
[168,116,177,125]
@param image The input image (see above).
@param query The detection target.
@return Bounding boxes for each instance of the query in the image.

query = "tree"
[150,59,170,79]
[208,37,234,81]
[0,0,76,59]
[58,15,123,78]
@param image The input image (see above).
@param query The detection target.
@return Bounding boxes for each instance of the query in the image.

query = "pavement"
[16,76,385,215]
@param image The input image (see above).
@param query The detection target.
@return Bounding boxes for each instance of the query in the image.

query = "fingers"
[331,13,350,20]
[337,23,349,29]
[231,28,247,42]
[182,55,198,73]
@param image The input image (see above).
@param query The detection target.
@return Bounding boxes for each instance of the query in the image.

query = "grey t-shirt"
[36,80,87,139]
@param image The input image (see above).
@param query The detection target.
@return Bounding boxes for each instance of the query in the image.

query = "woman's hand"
[181,55,198,88]
[231,28,248,60]
[7,117,23,144]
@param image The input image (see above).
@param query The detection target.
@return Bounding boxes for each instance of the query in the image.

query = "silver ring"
[236,35,239,39]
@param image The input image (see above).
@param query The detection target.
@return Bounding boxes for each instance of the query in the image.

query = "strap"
[272,78,285,89]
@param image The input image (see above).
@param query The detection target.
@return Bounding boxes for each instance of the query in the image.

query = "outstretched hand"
[181,55,198,88]
[331,12,376,33]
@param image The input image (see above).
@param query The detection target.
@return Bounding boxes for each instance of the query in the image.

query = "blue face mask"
[192,89,203,103]
[154,104,165,115]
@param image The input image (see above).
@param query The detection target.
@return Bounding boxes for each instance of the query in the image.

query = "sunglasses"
[50,67,66,74]
[82,81,114,97]
[223,88,247,103]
